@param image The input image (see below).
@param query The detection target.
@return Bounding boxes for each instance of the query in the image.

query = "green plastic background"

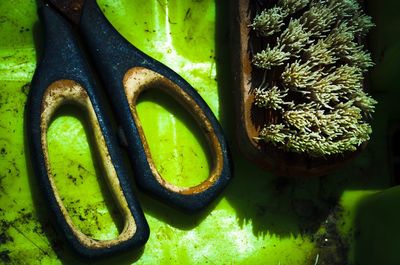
[1,0,400,264]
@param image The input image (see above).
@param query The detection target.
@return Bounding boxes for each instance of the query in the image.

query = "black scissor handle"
[78,0,232,212]
[26,6,149,258]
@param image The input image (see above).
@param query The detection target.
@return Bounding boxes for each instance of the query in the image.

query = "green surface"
[0,0,399,264]
[352,187,400,265]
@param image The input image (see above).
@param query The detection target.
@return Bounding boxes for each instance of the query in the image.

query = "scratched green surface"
[1,0,400,264]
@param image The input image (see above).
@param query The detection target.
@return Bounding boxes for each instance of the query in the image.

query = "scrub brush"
[233,0,376,177]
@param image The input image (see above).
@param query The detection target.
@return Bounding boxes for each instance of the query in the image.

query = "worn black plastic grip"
[26,5,149,258]
[78,0,232,212]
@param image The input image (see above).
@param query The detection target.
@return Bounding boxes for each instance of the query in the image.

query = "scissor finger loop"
[123,67,224,195]
[40,80,138,250]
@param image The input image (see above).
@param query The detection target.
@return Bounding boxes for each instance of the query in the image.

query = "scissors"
[26,0,232,258]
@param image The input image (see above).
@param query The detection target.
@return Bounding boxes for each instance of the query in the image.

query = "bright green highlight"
[100,0,219,115]
[136,90,211,187]
[47,106,122,240]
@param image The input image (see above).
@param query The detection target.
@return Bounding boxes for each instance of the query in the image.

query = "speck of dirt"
[0,250,11,263]
[312,207,349,265]
[20,83,30,96]
[184,8,192,21]
[67,174,78,185]
[0,232,13,244]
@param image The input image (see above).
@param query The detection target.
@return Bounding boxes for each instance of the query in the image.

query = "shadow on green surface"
[214,0,394,240]
[353,186,400,265]
[352,0,400,254]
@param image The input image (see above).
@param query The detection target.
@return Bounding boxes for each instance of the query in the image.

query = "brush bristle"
[250,0,376,157]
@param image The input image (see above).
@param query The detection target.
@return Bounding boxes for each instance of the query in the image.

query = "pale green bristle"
[304,39,338,66]
[281,60,322,89]
[250,7,286,37]
[252,45,290,70]
[254,85,288,110]
[300,2,338,37]
[278,0,310,15]
[249,0,377,157]
[278,19,312,55]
